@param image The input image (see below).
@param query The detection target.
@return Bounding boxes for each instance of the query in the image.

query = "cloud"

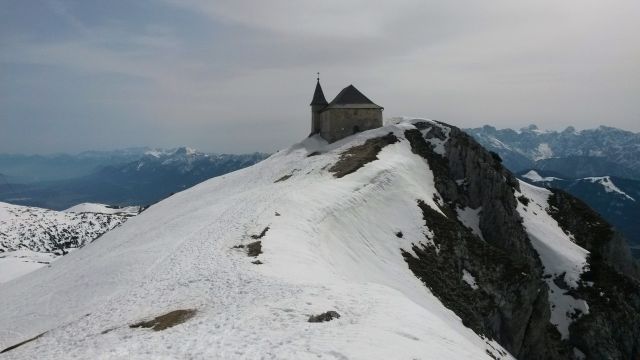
[1,0,639,154]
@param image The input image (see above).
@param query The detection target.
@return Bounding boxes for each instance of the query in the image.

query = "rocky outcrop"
[547,190,639,280]
[402,201,563,359]
[404,126,565,359]
[546,190,640,358]
[402,121,640,359]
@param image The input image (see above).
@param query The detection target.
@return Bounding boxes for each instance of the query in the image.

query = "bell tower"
[310,73,328,134]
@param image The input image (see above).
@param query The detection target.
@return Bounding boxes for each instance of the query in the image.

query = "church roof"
[310,80,328,106]
[326,85,381,108]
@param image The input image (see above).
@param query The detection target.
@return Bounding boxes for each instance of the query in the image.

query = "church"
[310,77,383,143]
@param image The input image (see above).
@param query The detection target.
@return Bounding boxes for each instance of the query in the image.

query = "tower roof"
[310,79,328,106]
[329,85,380,107]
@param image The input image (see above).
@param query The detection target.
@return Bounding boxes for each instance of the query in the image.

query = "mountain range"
[466,124,640,179]
[0,147,268,210]
[466,124,640,258]
[1,119,638,359]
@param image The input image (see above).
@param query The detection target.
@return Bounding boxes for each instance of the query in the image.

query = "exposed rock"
[246,241,262,257]
[250,227,269,240]
[329,133,398,178]
[274,174,293,183]
[403,122,640,359]
[546,189,640,358]
[0,332,46,354]
[547,189,639,279]
[404,126,565,358]
[308,311,340,323]
[403,201,562,359]
[130,309,196,331]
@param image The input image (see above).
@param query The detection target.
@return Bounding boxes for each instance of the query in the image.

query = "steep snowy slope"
[1,119,638,359]
[0,122,511,359]
[519,170,640,254]
[64,203,141,215]
[0,202,137,283]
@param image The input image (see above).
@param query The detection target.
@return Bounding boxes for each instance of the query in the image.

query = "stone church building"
[310,78,383,143]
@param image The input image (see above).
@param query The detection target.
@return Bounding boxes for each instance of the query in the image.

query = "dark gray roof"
[310,80,328,106]
[328,85,378,106]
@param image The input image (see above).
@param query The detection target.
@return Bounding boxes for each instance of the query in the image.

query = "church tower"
[310,74,328,134]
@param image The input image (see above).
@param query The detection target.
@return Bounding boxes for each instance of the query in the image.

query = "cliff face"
[402,120,640,359]
[547,190,640,358]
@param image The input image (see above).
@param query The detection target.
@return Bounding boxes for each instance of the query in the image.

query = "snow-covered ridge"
[522,170,563,182]
[584,176,635,201]
[521,171,635,202]
[64,203,141,215]
[0,120,512,359]
[0,201,137,283]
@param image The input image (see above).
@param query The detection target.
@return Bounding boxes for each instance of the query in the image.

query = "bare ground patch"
[130,309,196,331]
[250,226,269,239]
[246,241,262,257]
[308,310,341,323]
[274,174,292,183]
[329,133,399,178]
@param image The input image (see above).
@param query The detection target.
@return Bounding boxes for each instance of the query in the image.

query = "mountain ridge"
[0,149,268,210]
[1,119,638,359]
[466,124,640,178]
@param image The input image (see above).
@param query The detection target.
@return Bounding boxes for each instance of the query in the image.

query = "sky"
[1,0,639,154]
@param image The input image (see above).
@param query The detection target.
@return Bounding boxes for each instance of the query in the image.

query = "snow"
[144,149,163,158]
[573,347,587,360]
[0,121,510,359]
[584,176,635,201]
[145,147,198,158]
[488,137,512,150]
[64,203,141,215]
[515,181,589,338]
[0,201,134,283]
[0,250,57,284]
[391,117,450,155]
[533,143,553,160]
[456,206,484,240]
[462,269,479,290]
[521,170,562,183]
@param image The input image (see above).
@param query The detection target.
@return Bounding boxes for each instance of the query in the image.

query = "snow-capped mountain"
[520,170,640,255]
[466,125,640,178]
[112,146,266,177]
[1,120,638,359]
[0,148,269,210]
[0,202,139,283]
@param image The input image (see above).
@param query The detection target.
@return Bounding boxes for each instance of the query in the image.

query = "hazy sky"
[1,0,639,154]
